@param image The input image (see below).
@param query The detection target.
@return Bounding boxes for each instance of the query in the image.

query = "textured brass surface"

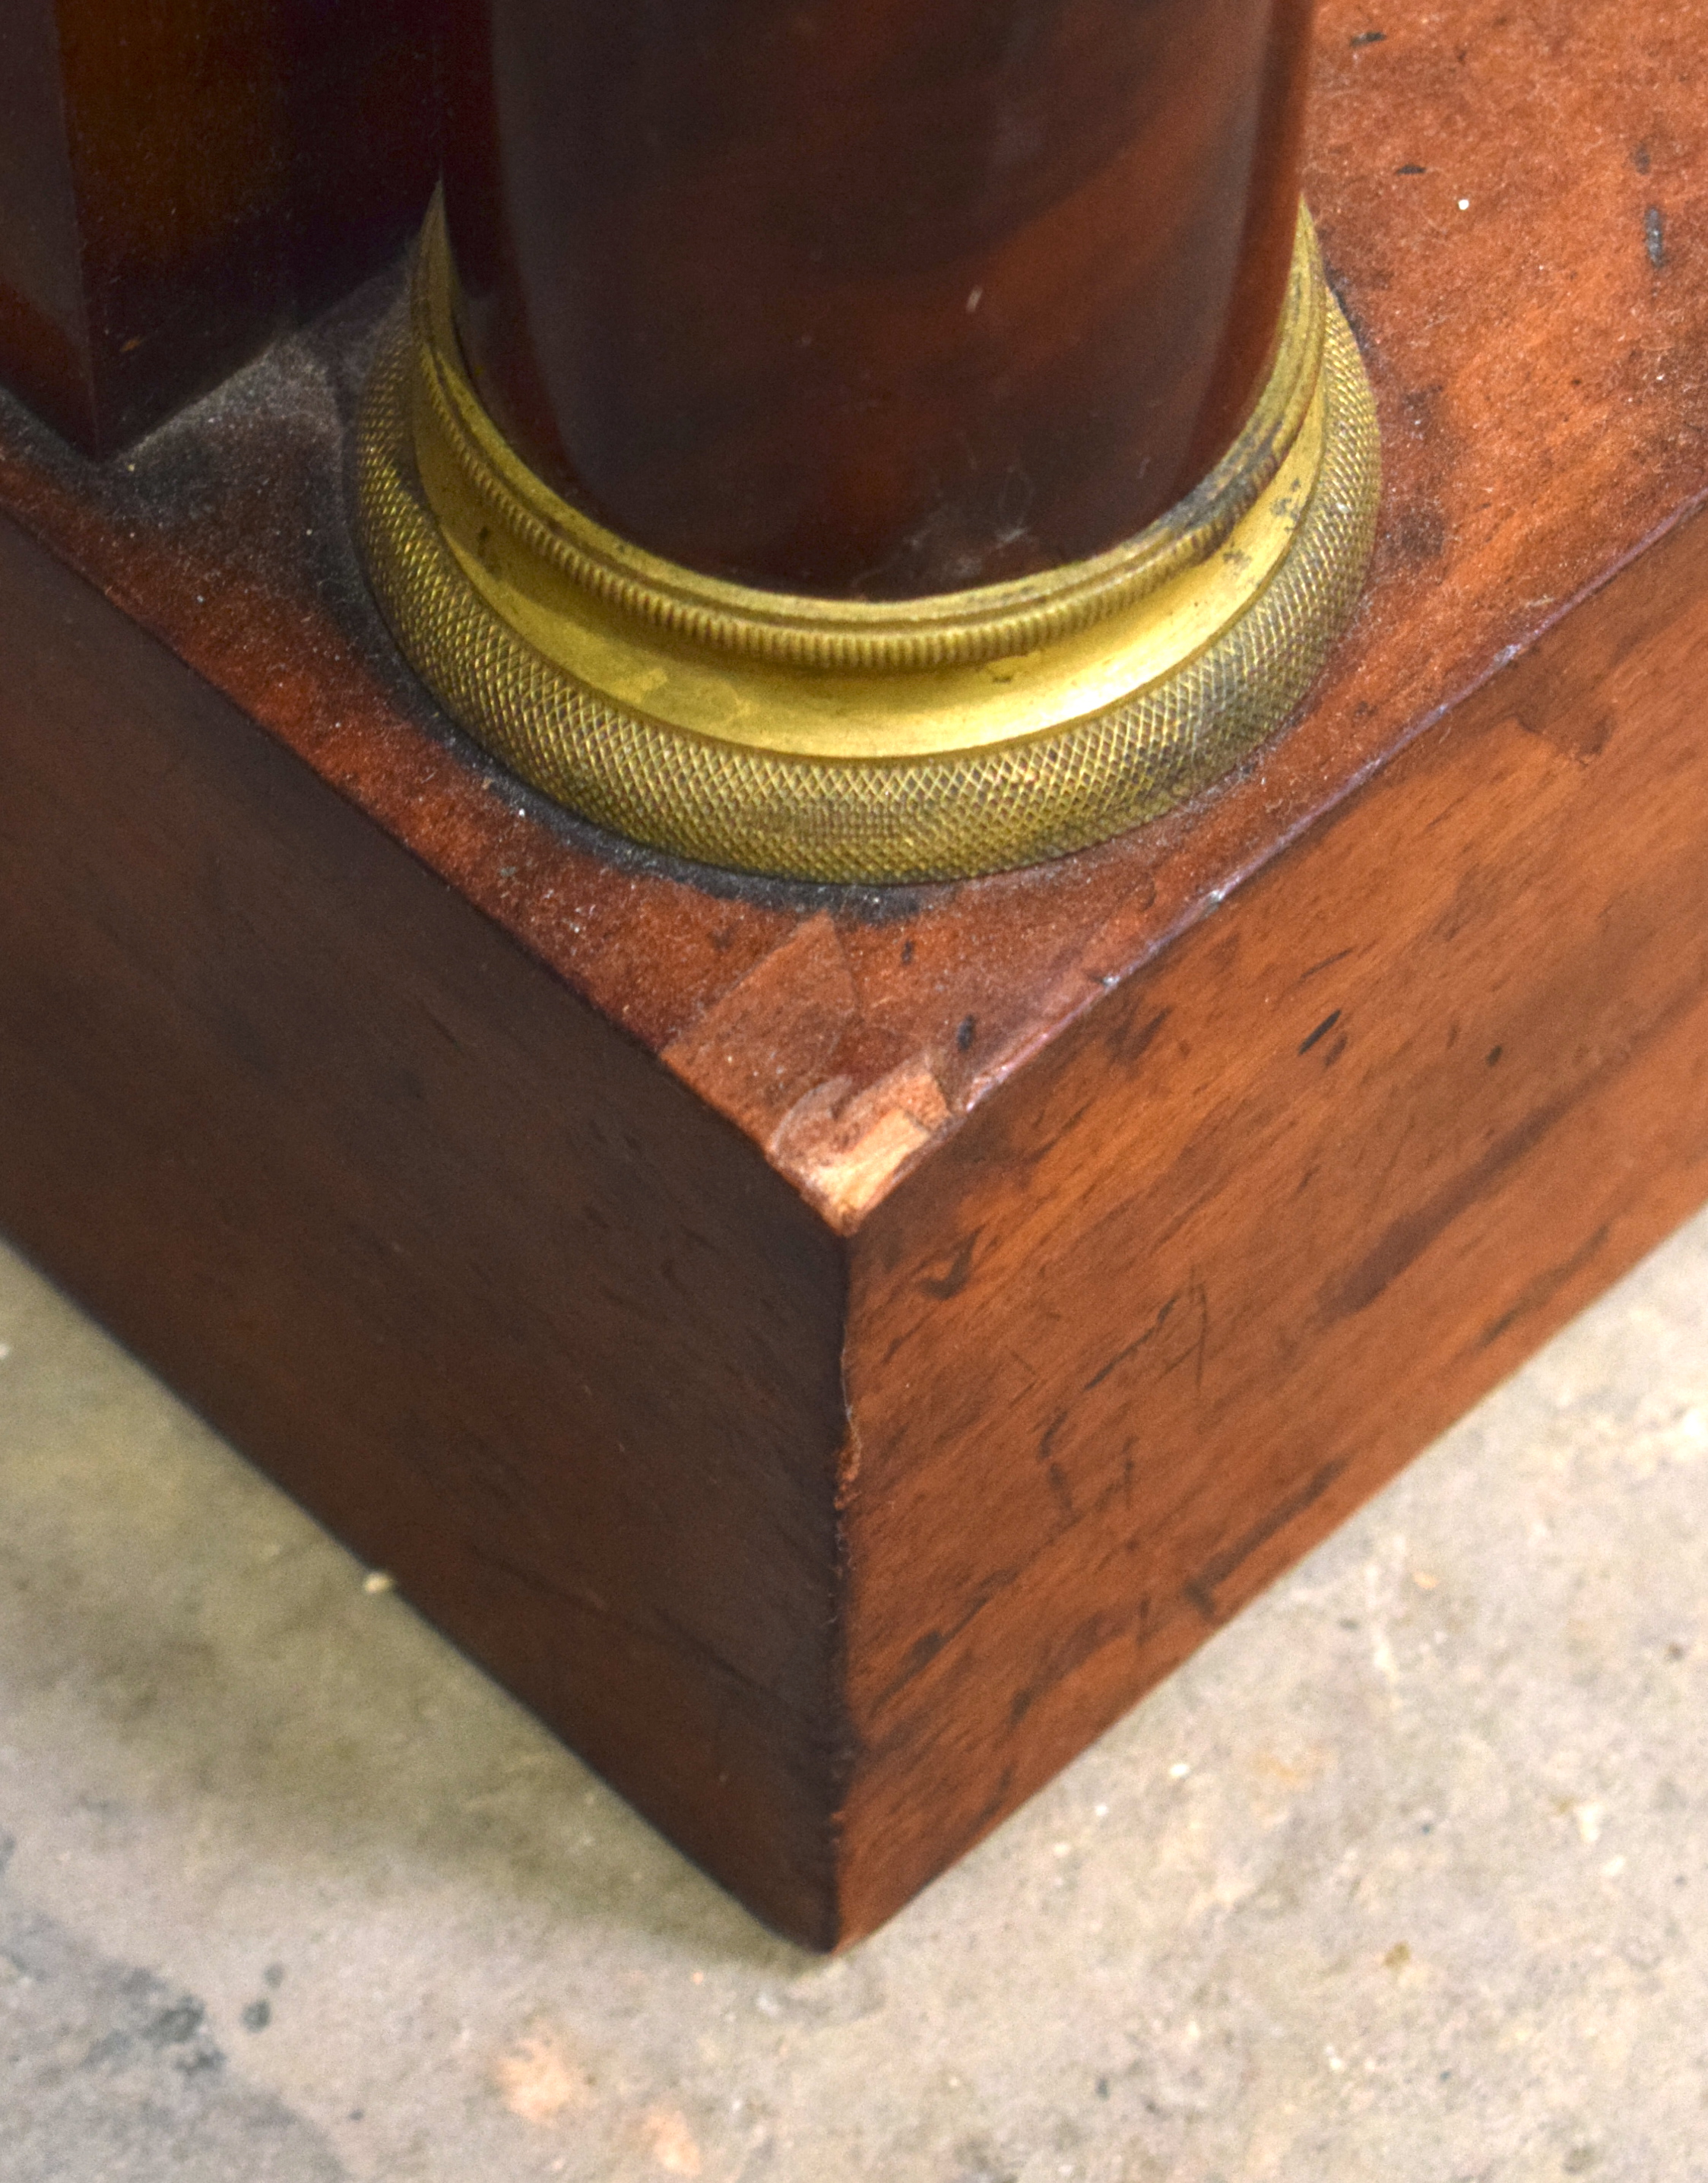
[414,199,1326,676]
[357,208,1380,883]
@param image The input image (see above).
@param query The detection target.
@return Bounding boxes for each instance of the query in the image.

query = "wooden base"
[0,0,436,455]
[2,2,1706,1946]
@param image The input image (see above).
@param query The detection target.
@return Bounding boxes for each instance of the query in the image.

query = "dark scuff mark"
[1005,1345,1039,1393]
[1184,1460,1348,1622]
[1646,206,1667,269]
[1478,1223,1609,1348]
[955,1013,977,1052]
[1045,1462,1076,1520]
[1396,505,1447,563]
[1106,1003,1171,1068]
[1006,1610,1127,1733]
[1396,162,1427,176]
[1321,1092,1573,1323]
[870,1554,1023,1711]
[1299,1009,1342,1055]
[918,1230,978,1300]
[1350,27,1387,45]
[1301,948,1355,982]
[1516,695,1619,763]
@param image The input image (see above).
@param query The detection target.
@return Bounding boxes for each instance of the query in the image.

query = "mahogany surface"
[839,505,1708,1925]
[441,0,1313,594]
[0,501,853,1944]
[0,0,436,456]
[1,0,1706,1942]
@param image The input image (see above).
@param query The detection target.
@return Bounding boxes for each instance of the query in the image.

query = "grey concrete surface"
[2,1209,1706,2183]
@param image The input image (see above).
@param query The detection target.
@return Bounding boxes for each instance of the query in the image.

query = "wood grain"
[837,494,1708,1932]
[0,1,1697,1187]
[442,0,1313,593]
[0,505,852,1945]
[0,0,1705,1944]
[0,0,436,455]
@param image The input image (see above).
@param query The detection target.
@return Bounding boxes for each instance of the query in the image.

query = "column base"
[4,0,1702,1944]
[356,203,1380,882]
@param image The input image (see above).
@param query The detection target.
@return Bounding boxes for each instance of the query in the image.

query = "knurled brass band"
[356,202,1380,883]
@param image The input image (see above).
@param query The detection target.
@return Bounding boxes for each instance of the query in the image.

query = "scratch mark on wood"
[1083,1294,1178,1392]
[1320,1092,1575,1322]
[1184,1460,1349,1622]
[1478,1222,1610,1348]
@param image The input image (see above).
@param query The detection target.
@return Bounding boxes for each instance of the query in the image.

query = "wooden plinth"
[2,2,1706,1946]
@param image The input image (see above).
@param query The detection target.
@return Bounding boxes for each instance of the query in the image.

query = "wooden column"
[0,0,436,455]
[439,0,1316,594]
[366,0,1377,882]
[1,0,1704,1946]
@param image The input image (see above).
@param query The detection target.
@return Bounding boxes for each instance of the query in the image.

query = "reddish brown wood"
[0,0,436,456]
[0,0,1706,1944]
[441,0,1313,594]
[838,505,1708,1928]
[0,499,852,1944]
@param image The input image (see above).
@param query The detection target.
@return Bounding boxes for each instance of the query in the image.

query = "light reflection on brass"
[357,201,1379,883]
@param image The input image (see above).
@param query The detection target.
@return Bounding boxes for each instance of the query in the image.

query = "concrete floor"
[2,1209,1706,2183]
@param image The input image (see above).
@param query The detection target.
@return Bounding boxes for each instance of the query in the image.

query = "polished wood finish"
[441,0,1313,594]
[0,495,851,1945]
[838,507,1708,1925]
[0,0,436,455]
[1,0,1706,1943]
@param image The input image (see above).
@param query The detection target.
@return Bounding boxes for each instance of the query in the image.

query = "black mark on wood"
[918,1230,978,1300]
[1300,1009,1342,1055]
[1185,1460,1348,1621]
[1106,1003,1171,1069]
